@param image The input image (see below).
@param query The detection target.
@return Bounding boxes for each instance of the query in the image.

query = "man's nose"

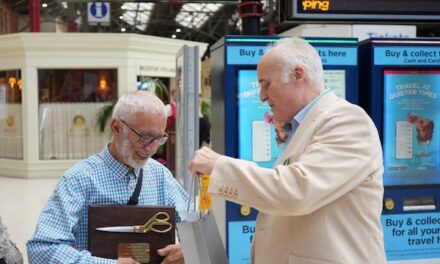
[143,139,161,152]
[260,89,268,102]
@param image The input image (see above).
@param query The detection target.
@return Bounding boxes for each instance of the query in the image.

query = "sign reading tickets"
[382,213,440,260]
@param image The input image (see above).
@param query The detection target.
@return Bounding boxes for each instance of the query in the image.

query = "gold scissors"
[96,212,173,233]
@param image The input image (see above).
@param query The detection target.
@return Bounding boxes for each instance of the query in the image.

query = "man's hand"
[118,257,140,264]
[187,146,221,176]
[157,244,184,264]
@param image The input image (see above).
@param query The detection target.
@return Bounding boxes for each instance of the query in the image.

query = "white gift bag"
[177,210,229,264]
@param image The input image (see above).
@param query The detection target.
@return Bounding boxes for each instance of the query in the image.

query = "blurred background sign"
[281,0,440,23]
[87,2,111,25]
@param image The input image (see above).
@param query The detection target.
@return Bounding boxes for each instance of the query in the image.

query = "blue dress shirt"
[27,145,191,264]
[282,89,331,151]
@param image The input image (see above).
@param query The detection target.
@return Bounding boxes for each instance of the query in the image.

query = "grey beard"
[121,137,149,169]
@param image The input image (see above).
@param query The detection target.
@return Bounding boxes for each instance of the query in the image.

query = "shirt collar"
[99,143,142,179]
[291,88,330,128]
[281,88,330,142]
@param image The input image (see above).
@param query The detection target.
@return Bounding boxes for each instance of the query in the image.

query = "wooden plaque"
[88,205,175,264]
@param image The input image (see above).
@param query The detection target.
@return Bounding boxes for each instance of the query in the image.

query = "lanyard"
[127,168,143,205]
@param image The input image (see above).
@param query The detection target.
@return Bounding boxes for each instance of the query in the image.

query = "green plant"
[138,77,169,102]
[96,103,116,134]
[200,97,211,122]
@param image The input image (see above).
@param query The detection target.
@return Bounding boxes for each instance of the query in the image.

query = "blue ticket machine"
[359,38,440,263]
[210,36,358,264]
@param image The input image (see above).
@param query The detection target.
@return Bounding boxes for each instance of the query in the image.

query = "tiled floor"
[0,176,58,263]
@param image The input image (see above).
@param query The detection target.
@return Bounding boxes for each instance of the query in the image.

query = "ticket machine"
[359,38,440,263]
[210,35,358,263]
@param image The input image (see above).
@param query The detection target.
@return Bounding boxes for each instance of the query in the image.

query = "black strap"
[127,168,143,205]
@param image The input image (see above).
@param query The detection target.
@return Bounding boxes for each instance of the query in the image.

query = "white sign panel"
[87,2,110,25]
[352,25,416,41]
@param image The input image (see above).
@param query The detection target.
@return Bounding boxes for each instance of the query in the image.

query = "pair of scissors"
[96,212,173,233]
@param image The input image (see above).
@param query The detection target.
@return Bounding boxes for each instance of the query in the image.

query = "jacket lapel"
[276,91,339,166]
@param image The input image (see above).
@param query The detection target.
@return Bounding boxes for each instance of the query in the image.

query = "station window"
[0,69,23,159]
[38,69,117,160]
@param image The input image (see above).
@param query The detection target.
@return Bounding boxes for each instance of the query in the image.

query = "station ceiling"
[5,0,440,50]
[5,0,279,47]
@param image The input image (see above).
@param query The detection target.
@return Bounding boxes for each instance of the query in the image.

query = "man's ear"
[110,118,121,138]
[293,66,306,82]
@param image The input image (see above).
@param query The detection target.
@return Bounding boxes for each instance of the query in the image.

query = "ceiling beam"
[145,3,183,37]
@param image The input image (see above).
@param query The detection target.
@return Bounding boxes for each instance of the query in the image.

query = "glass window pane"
[175,3,222,29]
[0,69,23,159]
[38,69,117,160]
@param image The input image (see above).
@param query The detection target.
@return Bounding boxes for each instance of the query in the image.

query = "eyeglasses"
[120,119,168,147]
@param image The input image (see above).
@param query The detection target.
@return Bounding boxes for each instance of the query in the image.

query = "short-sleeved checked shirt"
[27,145,191,264]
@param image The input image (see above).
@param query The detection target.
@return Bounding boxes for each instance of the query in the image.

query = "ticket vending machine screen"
[381,68,440,261]
[383,69,440,186]
[237,69,280,168]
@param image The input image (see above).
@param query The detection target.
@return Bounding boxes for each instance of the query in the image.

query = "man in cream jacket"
[188,37,386,264]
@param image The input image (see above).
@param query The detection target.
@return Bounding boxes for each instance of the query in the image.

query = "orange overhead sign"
[282,0,440,22]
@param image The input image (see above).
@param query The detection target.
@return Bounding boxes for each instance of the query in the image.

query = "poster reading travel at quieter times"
[383,69,440,186]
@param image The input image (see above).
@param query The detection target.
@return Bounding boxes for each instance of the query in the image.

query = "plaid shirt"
[27,145,191,264]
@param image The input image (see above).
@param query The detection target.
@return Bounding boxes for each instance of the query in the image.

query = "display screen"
[237,69,281,168]
[383,69,440,186]
[286,0,440,21]
[323,69,346,98]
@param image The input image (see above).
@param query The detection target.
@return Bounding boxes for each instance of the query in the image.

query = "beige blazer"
[209,92,386,264]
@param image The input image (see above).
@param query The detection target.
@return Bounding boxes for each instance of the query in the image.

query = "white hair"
[269,37,324,87]
[112,90,166,121]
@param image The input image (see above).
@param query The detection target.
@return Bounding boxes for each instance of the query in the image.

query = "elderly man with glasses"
[27,91,190,264]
